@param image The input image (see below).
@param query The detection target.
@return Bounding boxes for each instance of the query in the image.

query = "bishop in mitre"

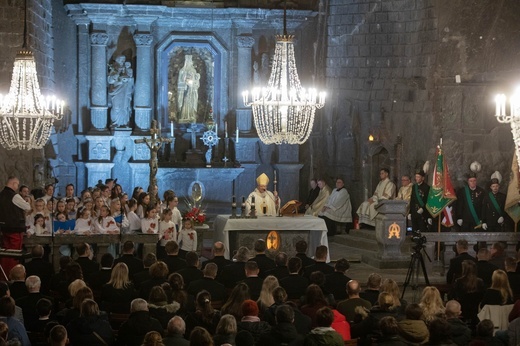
[356,168,396,227]
[246,173,281,216]
[305,179,332,217]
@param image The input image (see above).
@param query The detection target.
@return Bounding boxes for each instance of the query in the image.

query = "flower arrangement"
[184,207,206,224]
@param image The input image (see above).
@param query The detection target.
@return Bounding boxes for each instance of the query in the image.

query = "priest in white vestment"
[356,168,397,227]
[246,173,280,216]
[396,175,412,202]
[318,178,352,236]
[305,179,332,217]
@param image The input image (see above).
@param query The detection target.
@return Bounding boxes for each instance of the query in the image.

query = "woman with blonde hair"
[380,278,406,313]
[213,314,237,346]
[101,263,137,313]
[419,286,445,324]
[480,269,514,307]
[256,275,279,314]
[141,331,165,346]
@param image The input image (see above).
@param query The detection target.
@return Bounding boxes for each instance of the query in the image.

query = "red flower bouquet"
[184,207,206,225]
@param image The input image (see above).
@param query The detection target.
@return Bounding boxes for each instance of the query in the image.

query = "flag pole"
[437,138,442,261]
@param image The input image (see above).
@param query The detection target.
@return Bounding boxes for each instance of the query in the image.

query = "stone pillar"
[236,36,255,133]
[85,163,115,188]
[374,200,408,261]
[274,164,304,202]
[134,33,154,132]
[77,21,90,134]
[90,32,109,131]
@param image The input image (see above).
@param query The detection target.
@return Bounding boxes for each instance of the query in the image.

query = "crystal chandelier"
[242,7,325,145]
[495,90,520,167]
[0,1,63,150]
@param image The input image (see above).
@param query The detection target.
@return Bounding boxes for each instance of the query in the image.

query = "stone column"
[77,21,90,134]
[236,36,255,133]
[274,163,304,202]
[90,32,109,131]
[133,33,154,132]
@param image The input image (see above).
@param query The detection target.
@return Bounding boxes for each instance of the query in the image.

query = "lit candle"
[171,122,174,137]
[274,170,277,182]
[236,127,239,143]
[495,95,501,116]
[225,121,228,138]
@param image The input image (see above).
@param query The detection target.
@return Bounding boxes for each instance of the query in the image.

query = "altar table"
[213,215,330,262]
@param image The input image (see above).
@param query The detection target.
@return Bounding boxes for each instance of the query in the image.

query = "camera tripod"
[401,245,431,300]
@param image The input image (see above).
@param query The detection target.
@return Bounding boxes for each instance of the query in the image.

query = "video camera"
[411,230,427,250]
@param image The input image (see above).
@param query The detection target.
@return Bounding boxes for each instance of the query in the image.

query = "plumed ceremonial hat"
[256,173,269,186]
[490,171,502,185]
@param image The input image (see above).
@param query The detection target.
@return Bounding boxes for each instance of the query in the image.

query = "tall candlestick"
[236,127,239,143]
[171,122,174,137]
[225,121,228,138]
[274,170,277,182]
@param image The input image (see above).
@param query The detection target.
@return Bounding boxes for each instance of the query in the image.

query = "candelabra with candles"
[495,90,520,168]
[240,196,247,218]
[230,196,238,219]
[249,196,257,218]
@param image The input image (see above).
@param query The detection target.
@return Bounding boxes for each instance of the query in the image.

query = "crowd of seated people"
[4,173,520,345]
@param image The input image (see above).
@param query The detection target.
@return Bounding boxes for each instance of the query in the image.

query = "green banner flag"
[426,146,457,217]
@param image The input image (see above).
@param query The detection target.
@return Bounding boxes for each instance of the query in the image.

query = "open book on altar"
[280,200,303,216]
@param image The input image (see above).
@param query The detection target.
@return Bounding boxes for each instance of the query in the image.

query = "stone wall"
[316,0,520,211]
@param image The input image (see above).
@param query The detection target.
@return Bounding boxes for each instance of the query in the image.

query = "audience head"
[234,246,250,262]
[189,326,214,346]
[377,292,395,311]
[72,286,93,310]
[272,286,288,304]
[477,247,490,261]
[315,306,334,327]
[25,275,41,292]
[275,304,294,324]
[100,253,114,268]
[131,298,149,313]
[49,325,68,346]
[76,242,91,257]
[381,278,401,307]
[428,318,452,344]
[142,331,164,346]
[456,239,469,253]
[241,300,259,317]
[68,279,87,298]
[314,245,328,261]
[0,282,9,297]
[287,257,302,274]
[366,273,382,289]
[65,262,84,282]
[9,264,25,281]
[203,263,218,279]
[274,252,288,267]
[505,257,517,272]
[379,316,400,337]
[347,279,361,297]
[59,256,72,271]
[167,316,186,336]
[149,261,169,279]
[196,290,213,313]
[212,242,225,256]
[490,269,513,304]
[165,241,180,255]
[168,272,185,290]
[309,271,326,287]
[476,319,495,337]
[244,261,259,277]
[334,258,350,273]
[143,253,157,268]
[80,299,100,317]
[445,300,462,319]
[305,284,327,306]
[215,314,237,336]
[36,298,53,317]
[31,245,45,258]
[0,297,15,317]
[491,242,506,256]
[295,240,308,254]
[404,303,423,320]
[122,241,135,254]
[185,251,199,267]
[253,239,267,254]
[149,286,168,305]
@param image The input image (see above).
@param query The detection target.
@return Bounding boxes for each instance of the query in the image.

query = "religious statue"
[108,55,134,128]
[177,55,200,123]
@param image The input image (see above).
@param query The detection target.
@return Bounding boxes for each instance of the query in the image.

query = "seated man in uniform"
[246,173,280,216]
[356,168,396,228]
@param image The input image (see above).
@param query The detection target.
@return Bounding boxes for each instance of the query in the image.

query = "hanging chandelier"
[242,5,325,145]
[495,90,520,168]
[0,1,64,150]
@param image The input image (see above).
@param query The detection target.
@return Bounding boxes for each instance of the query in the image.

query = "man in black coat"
[265,252,289,281]
[187,263,227,302]
[113,241,144,280]
[242,261,263,301]
[446,239,477,284]
[303,246,333,279]
[24,245,54,295]
[201,241,232,276]
[279,257,309,300]
[455,173,485,232]
[133,253,156,289]
[409,169,430,233]
[176,251,203,287]
[16,275,54,332]
[248,239,275,278]
[75,242,100,284]
[8,264,28,300]
[117,298,164,346]
[295,240,315,274]
[324,258,351,301]
[163,316,190,346]
[217,246,250,289]
[258,304,305,345]
[89,253,114,292]
[476,247,499,287]
[162,241,187,275]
